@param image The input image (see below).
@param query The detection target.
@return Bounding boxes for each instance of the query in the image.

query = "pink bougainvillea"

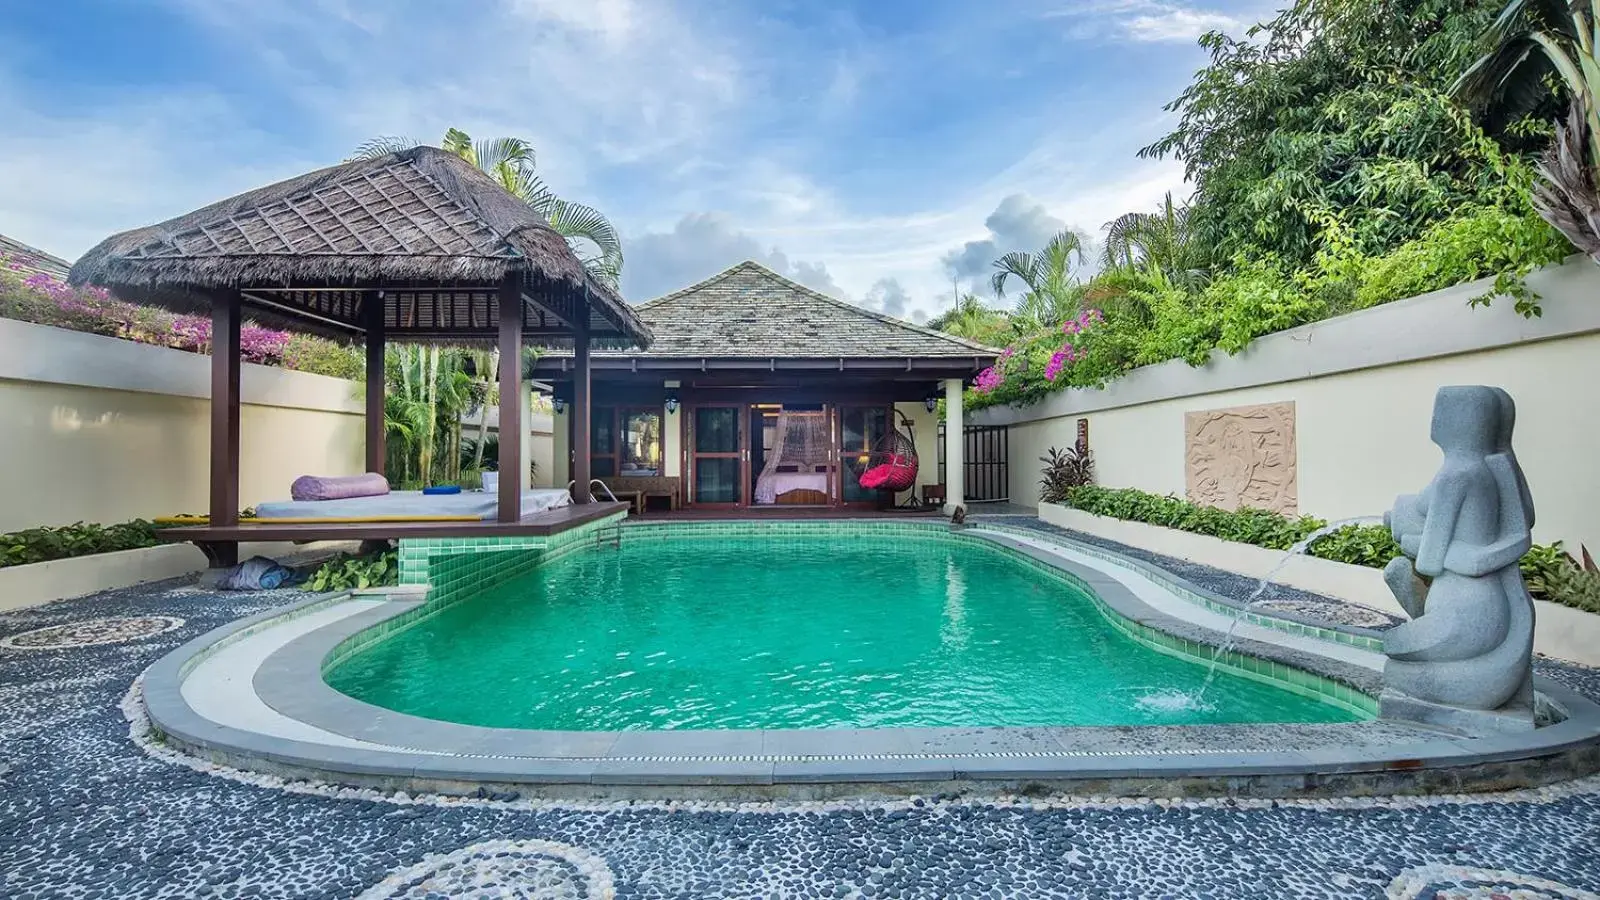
[2,257,293,365]
[973,365,1004,393]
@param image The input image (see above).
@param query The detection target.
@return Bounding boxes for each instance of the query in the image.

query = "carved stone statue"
[1380,386,1536,733]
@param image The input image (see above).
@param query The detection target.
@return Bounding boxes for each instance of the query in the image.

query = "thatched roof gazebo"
[70,146,645,563]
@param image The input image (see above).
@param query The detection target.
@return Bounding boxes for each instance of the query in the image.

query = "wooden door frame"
[684,402,748,508]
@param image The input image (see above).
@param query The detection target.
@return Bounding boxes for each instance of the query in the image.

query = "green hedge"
[1,521,163,568]
[1058,485,1589,611]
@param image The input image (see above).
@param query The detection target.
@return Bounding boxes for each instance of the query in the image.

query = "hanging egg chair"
[858,412,919,494]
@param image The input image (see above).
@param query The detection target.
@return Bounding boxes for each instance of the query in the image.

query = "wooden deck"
[159,502,630,565]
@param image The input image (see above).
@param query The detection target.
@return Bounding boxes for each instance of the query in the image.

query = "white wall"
[0,318,364,531]
[973,258,1600,551]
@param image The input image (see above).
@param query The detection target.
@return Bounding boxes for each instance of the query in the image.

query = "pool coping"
[142,523,1600,798]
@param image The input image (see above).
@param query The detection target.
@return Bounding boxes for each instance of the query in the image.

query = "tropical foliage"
[1038,446,1095,503]
[1059,485,1600,612]
[1,520,161,568]
[941,0,1578,412]
[306,549,399,592]
[1457,0,1600,262]
[989,230,1088,330]
[382,345,537,490]
[350,128,624,285]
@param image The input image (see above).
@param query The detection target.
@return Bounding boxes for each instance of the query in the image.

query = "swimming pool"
[326,526,1364,730]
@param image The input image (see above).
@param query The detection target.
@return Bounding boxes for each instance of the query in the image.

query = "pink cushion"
[290,472,391,502]
[858,464,895,490]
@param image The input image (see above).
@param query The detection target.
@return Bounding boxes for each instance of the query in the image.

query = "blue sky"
[0,0,1269,321]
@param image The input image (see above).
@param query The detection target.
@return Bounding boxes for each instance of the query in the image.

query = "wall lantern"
[924,395,939,413]
[552,397,567,414]
[665,390,680,414]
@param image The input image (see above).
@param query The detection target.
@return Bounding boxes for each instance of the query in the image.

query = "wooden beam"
[497,278,523,523]
[571,309,593,504]
[209,291,242,565]
[365,296,386,475]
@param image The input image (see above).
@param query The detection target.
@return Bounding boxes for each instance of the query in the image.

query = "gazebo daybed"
[69,146,647,565]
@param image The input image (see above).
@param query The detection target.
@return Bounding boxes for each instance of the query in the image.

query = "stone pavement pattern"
[2,579,1598,899]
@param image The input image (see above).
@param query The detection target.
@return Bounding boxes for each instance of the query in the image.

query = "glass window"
[590,407,616,456]
[694,407,740,453]
[695,458,740,503]
[840,406,889,502]
[621,410,662,476]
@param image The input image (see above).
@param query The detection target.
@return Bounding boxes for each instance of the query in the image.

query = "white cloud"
[622,213,843,301]
[941,194,1070,287]
[861,277,913,319]
[1043,1,1242,44]
[1124,8,1241,42]
[0,79,319,261]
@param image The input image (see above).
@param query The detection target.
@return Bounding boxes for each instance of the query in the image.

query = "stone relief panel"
[1184,401,1298,514]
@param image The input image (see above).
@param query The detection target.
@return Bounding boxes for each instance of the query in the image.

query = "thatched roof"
[0,233,71,281]
[68,147,650,347]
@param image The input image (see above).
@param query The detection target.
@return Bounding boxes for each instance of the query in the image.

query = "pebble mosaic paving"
[1,566,1598,898]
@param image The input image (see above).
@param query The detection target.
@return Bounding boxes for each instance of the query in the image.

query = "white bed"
[754,471,830,505]
[254,489,572,520]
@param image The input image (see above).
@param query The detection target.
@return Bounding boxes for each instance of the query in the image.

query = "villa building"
[534,261,998,511]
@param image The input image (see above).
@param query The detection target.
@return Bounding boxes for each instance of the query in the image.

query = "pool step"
[592,524,623,550]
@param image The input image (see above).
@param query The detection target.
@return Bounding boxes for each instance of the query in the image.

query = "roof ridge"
[737,260,1002,354]
[634,260,755,310]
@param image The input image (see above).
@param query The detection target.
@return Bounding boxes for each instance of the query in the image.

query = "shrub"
[0,521,162,568]
[1,254,364,380]
[1055,485,1592,612]
[282,334,365,380]
[1542,560,1600,615]
[1038,447,1095,503]
[305,549,399,592]
[963,205,1573,412]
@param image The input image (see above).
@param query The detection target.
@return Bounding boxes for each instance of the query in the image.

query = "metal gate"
[936,424,1010,503]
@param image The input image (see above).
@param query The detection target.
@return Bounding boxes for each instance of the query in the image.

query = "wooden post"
[209,291,242,566]
[497,277,523,522]
[571,314,592,504]
[365,297,386,476]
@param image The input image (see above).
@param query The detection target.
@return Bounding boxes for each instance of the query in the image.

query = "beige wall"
[978,258,1600,551]
[0,319,363,531]
[894,401,941,505]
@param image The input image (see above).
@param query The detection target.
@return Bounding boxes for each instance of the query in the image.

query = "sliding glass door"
[688,405,745,506]
[839,405,891,505]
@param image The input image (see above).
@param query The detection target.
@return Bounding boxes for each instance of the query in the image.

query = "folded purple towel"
[290,473,391,502]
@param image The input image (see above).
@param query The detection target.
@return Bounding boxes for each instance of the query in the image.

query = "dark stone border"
[141,528,1600,798]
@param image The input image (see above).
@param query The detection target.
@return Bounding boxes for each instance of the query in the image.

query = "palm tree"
[990,230,1087,330]
[926,292,1014,346]
[350,128,625,285]
[1100,193,1207,284]
[1457,1,1600,261]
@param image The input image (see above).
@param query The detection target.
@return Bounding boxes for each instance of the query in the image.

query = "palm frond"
[990,252,1039,298]
[346,136,423,162]
[545,199,624,272]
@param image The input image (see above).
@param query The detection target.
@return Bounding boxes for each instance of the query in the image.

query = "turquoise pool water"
[326,533,1364,730]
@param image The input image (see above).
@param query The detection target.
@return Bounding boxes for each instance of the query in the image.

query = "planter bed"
[0,541,353,613]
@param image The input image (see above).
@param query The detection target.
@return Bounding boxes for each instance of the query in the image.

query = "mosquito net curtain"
[755,410,834,501]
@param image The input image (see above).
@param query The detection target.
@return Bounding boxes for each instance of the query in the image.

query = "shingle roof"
[0,233,71,281]
[619,260,997,359]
